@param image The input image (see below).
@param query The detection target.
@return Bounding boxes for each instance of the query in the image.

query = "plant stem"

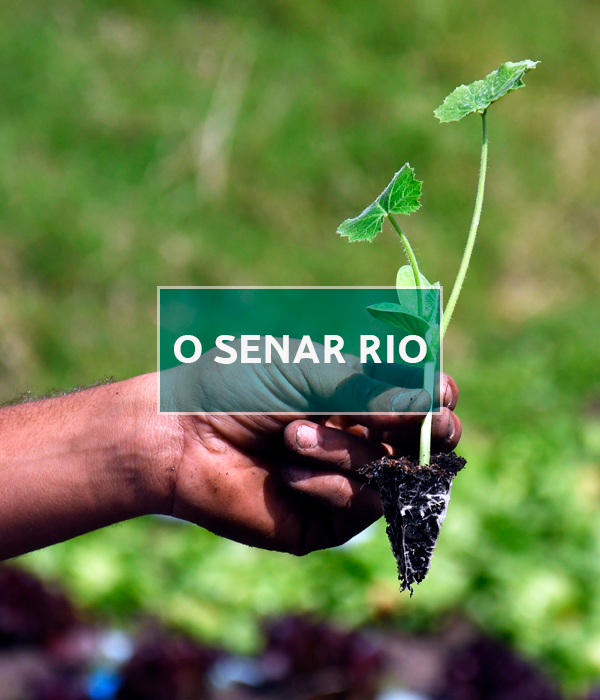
[441,109,489,339]
[388,213,423,318]
[419,361,435,465]
[388,214,432,463]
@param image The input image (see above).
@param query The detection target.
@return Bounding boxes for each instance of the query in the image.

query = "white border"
[157,286,444,416]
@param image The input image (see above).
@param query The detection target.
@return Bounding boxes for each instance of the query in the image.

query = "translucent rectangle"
[158,287,442,415]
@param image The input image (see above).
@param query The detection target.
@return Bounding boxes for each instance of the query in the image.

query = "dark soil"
[358,452,466,594]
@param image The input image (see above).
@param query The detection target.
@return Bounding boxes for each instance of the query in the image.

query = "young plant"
[337,60,538,592]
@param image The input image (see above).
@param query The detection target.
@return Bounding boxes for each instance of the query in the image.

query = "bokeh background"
[2,0,600,695]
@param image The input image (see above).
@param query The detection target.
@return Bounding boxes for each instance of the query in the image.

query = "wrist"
[107,373,183,518]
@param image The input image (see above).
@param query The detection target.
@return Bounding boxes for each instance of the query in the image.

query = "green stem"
[420,412,433,466]
[388,213,423,318]
[389,215,431,463]
[441,109,489,340]
[419,361,435,466]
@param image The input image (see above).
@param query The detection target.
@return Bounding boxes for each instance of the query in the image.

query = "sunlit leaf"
[434,60,539,123]
[395,266,441,319]
[337,202,385,242]
[337,164,422,242]
[378,164,422,215]
[396,265,437,290]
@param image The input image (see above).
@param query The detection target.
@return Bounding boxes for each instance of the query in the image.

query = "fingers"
[432,408,462,452]
[374,407,461,453]
[281,421,386,550]
[442,374,459,411]
[366,363,423,387]
[278,409,461,553]
[335,372,458,430]
[287,343,459,417]
[282,466,383,516]
[285,471,383,553]
[366,367,459,411]
[336,411,424,431]
[297,355,431,414]
[327,372,431,414]
[285,406,462,472]
[430,373,458,411]
[283,420,391,473]
[282,463,383,549]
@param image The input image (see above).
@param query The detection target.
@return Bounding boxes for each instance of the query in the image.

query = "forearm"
[0,374,180,560]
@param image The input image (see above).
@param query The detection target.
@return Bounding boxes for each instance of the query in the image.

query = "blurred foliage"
[2,0,600,693]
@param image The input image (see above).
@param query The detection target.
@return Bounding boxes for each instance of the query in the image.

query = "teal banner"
[158,287,442,414]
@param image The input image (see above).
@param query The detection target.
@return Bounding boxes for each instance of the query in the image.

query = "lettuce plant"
[338,60,538,466]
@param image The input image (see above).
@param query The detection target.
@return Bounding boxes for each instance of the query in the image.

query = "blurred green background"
[2,0,600,693]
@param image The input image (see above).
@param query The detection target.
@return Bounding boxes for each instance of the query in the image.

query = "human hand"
[0,354,459,560]
[157,343,461,555]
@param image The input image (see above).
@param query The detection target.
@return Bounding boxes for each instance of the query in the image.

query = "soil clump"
[358,452,466,594]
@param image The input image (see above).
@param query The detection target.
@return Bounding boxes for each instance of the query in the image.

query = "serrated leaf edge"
[337,164,422,242]
[434,59,539,123]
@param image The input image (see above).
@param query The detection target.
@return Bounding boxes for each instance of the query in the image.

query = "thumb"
[296,357,431,413]
[324,368,431,413]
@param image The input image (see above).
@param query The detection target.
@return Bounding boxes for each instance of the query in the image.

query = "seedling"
[338,60,538,592]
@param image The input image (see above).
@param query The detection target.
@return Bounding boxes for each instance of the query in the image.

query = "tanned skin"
[0,371,460,561]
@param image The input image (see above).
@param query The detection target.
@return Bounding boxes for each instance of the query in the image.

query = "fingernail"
[447,413,456,443]
[392,390,425,412]
[444,382,454,407]
[297,424,318,449]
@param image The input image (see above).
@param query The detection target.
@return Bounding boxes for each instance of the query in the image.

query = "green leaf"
[367,302,432,336]
[426,324,441,360]
[337,201,385,242]
[396,265,437,290]
[395,265,441,320]
[434,60,539,123]
[377,164,422,215]
[337,164,422,242]
[367,303,436,362]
